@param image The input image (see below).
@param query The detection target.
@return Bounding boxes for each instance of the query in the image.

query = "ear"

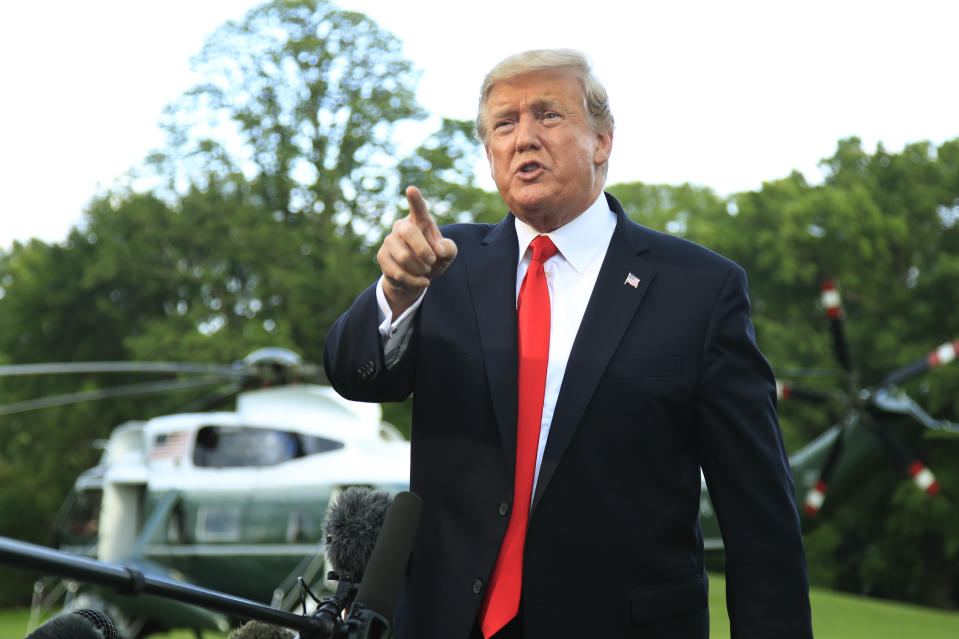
[593,129,613,167]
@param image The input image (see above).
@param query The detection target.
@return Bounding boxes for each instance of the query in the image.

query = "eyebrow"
[489,96,566,120]
[530,97,565,112]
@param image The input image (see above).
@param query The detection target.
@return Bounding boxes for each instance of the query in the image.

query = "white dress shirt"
[377,193,616,496]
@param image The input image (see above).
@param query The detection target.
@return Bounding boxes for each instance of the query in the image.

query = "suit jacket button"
[498,501,509,516]
[357,361,375,379]
[472,579,483,595]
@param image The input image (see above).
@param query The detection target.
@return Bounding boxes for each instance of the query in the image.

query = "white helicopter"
[20,348,410,638]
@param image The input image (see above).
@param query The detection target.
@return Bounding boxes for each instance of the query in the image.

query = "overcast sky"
[2,0,957,251]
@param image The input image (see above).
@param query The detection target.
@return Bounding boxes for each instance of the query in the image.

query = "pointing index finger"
[406,186,441,243]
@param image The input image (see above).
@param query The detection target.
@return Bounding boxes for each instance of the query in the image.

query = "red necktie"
[480,235,558,638]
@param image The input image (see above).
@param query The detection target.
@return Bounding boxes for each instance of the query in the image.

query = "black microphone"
[347,491,422,639]
[307,487,393,637]
[26,609,117,639]
[324,487,392,582]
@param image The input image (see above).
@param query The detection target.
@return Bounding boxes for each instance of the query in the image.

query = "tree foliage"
[397,118,504,225]
[149,0,424,231]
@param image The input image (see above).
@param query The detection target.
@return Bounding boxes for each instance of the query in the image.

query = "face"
[483,67,612,232]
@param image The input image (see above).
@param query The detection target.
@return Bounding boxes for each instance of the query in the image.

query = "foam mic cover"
[324,487,392,581]
[26,609,117,639]
[353,490,422,622]
[228,620,296,639]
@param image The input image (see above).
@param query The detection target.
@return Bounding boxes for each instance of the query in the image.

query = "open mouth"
[519,162,542,174]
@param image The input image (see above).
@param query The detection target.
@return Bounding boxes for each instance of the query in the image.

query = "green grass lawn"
[708,573,959,639]
[4,576,959,638]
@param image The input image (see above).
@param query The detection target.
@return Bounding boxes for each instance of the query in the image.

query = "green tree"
[397,118,503,225]
[79,182,381,365]
[703,138,959,607]
[149,0,424,231]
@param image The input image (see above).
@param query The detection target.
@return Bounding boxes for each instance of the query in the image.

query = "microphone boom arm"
[0,535,323,636]
[2,489,422,639]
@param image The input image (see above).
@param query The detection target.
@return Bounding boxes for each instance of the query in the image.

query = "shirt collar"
[514,192,615,273]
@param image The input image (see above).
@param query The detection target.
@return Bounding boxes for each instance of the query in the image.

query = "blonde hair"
[475,49,614,144]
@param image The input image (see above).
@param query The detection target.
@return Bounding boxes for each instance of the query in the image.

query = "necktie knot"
[529,235,558,265]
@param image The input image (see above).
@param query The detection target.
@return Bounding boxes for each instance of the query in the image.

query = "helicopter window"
[300,434,345,456]
[55,488,102,547]
[193,426,344,468]
[197,507,242,542]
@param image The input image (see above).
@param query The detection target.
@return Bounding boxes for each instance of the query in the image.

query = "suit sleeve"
[694,267,813,638]
[323,282,417,403]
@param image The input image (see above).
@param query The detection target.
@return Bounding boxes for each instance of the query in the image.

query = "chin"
[515,208,567,232]
[505,190,552,216]
[509,202,548,224]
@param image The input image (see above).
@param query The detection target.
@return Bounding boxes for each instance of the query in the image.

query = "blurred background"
[1,1,957,637]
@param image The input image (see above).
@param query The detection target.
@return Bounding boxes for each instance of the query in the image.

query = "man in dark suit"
[324,49,812,638]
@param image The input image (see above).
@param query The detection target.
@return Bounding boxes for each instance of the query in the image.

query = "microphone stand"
[0,535,329,637]
[304,573,389,639]
[306,573,355,638]
[336,603,391,639]
[2,489,420,639]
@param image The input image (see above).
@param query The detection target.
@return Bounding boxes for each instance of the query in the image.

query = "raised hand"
[377,186,458,316]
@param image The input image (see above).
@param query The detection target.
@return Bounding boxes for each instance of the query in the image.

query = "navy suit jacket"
[324,193,812,638]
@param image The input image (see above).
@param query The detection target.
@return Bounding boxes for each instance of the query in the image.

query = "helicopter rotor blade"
[0,361,246,378]
[806,406,945,517]
[879,338,959,388]
[174,383,244,413]
[864,417,941,496]
[776,381,838,404]
[802,418,849,517]
[0,349,326,416]
[821,280,853,373]
[0,377,232,416]
[774,367,846,379]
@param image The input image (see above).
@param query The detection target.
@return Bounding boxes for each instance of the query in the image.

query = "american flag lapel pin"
[624,272,640,288]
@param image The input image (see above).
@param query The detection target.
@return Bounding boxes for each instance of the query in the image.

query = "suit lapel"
[532,197,657,511]
[465,215,521,471]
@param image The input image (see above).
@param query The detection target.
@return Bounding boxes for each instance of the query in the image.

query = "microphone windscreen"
[324,487,392,580]
[26,609,116,639]
[229,620,296,639]
[354,490,422,621]
[73,609,117,639]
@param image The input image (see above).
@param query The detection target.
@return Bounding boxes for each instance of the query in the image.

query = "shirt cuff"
[376,276,425,368]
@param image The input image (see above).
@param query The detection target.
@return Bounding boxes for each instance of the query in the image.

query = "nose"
[514,113,541,151]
